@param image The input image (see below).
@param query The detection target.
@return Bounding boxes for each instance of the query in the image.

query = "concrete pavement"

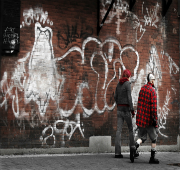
[0,152,180,170]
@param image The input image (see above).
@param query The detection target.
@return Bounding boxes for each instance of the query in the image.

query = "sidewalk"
[0,152,179,170]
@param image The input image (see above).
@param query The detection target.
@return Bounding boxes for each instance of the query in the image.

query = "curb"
[0,145,178,156]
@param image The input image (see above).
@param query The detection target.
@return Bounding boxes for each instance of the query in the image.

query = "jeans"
[115,110,135,155]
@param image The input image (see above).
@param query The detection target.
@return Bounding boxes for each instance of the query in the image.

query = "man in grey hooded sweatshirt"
[114,69,136,163]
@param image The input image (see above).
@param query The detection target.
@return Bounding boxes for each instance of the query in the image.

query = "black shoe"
[134,142,140,158]
[149,157,159,164]
[134,150,139,158]
[115,154,123,158]
[130,146,136,163]
[135,142,139,149]
[149,150,159,164]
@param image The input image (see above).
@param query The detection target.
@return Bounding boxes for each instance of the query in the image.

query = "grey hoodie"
[114,81,134,112]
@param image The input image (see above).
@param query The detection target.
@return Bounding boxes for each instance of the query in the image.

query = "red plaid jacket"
[136,82,158,128]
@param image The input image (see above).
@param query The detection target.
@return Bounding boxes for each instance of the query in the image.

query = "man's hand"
[155,127,159,134]
[131,110,135,118]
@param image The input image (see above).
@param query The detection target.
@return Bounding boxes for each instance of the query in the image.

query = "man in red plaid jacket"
[135,73,159,164]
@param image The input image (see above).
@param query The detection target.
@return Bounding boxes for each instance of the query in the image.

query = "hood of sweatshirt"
[119,77,129,84]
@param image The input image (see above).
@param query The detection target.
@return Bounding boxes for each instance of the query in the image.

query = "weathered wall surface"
[0,0,179,149]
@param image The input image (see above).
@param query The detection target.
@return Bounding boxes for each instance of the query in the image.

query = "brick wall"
[0,0,179,148]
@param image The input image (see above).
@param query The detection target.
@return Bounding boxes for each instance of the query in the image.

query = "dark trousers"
[115,110,135,155]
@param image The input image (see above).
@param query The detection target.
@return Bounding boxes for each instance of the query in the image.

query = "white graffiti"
[131,69,144,107]
[174,8,179,17]
[40,113,84,147]
[158,90,171,138]
[25,22,63,117]
[134,22,146,43]
[100,1,160,42]
[133,2,160,42]
[20,7,53,28]
[147,45,162,81]
[0,22,140,145]
[1,20,178,146]
[171,86,177,95]
[146,45,162,110]
[161,51,179,75]
[0,2,179,149]
[56,38,139,117]
[40,125,56,147]
[0,61,26,114]
[100,0,129,35]
[5,22,63,118]
[104,42,114,62]
[0,72,9,111]
[146,46,179,84]
[140,2,159,28]
[3,27,19,48]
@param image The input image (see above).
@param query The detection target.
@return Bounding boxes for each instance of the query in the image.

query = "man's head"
[147,73,155,84]
[122,69,131,80]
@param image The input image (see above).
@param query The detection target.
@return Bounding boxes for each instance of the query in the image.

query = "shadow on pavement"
[167,163,180,167]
